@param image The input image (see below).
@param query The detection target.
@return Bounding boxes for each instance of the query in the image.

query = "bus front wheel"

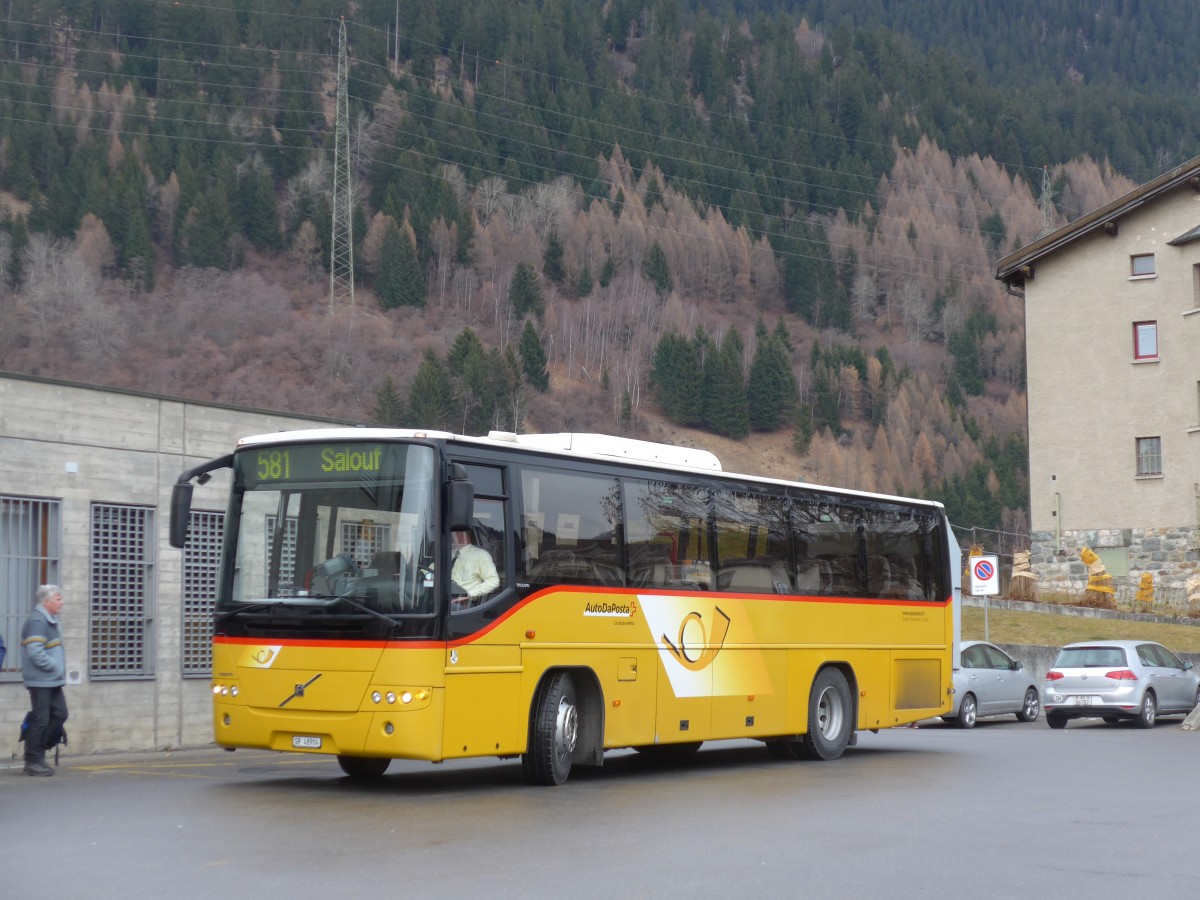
[798,668,853,761]
[523,671,578,786]
[336,755,390,779]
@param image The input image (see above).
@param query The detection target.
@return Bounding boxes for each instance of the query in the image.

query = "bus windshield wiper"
[215,600,284,627]
[323,595,402,633]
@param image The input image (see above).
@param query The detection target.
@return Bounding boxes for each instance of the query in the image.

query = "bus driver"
[450,530,499,605]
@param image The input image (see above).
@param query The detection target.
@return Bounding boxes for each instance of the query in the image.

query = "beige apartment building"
[0,372,340,755]
[997,157,1200,597]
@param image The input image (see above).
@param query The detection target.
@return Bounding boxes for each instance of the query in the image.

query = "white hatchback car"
[943,640,1040,728]
[1043,640,1200,728]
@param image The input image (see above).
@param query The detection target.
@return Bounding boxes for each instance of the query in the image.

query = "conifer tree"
[519,320,550,391]
[702,328,750,439]
[508,261,545,319]
[5,214,29,290]
[448,328,486,371]
[748,331,798,431]
[542,230,565,284]
[242,166,283,251]
[598,255,617,288]
[123,205,155,290]
[378,221,425,308]
[575,265,593,297]
[650,331,704,425]
[373,376,405,426]
[619,390,633,432]
[181,187,235,269]
[642,240,673,298]
[408,350,455,430]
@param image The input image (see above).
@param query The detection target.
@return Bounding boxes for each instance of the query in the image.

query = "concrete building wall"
[1024,187,1200,591]
[0,374,340,755]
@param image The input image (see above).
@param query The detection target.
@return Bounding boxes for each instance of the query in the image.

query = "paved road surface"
[3,717,1196,898]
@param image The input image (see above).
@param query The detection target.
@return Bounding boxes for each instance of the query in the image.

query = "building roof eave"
[995,154,1200,286]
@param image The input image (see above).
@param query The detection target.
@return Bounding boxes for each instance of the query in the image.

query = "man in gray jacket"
[21,584,68,777]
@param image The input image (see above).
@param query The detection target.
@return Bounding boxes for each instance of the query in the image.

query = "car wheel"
[1135,692,1157,729]
[954,693,977,729]
[1016,687,1041,722]
[1046,711,1068,729]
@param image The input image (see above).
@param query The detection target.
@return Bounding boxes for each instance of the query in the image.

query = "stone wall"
[1030,527,1200,595]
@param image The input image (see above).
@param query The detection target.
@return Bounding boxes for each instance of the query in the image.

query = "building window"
[89,503,155,679]
[1133,321,1158,359]
[1136,437,1162,477]
[265,515,299,595]
[181,510,223,677]
[342,520,391,569]
[0,496,61,681]
[1130,253,1156,277]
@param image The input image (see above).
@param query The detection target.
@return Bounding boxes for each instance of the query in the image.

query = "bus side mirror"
[447,464,475,531]
[169,482,194,549]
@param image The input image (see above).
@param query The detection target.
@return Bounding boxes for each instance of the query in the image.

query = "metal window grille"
[265,515,299,595]
[342,521,390,568]
[89,503,155,679]
[1136,437,1162,477]
[0,496,61,680]
[182,510,224,677]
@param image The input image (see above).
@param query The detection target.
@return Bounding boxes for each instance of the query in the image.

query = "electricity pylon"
[329,16,354,311]
[1036,166,1055,238]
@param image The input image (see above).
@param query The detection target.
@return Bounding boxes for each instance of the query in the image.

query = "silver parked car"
[1043,640,1200,729]
[943,640,1040,728]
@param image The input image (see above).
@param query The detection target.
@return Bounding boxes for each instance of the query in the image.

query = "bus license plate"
[292,735,322,749]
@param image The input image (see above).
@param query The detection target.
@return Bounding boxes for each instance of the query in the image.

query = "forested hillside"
[0,0,1178,535]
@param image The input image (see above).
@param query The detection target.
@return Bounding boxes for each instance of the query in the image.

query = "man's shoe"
[23,761,54,777]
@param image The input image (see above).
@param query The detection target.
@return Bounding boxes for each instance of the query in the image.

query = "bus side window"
[521,467,623,586]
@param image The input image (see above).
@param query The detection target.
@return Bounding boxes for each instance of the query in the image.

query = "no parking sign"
[969,554,999,596]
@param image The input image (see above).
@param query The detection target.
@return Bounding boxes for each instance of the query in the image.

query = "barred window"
[1136,436,1162,477]
[182,510,224,677]
[342,520,391,569]
[265,515,299,595]
[89,503,155,679]
[1,496,61,681]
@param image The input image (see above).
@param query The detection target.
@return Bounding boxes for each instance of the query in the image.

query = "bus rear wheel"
[336,755,390,779]
[523,671,578,786]
[798,668,853,760]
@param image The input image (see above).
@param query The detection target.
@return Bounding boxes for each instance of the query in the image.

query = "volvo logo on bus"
[279,673,322,708]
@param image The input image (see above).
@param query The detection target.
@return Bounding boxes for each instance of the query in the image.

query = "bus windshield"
[219,441,438,625]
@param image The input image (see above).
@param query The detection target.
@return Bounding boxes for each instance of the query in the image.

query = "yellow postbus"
[170,429,959,785]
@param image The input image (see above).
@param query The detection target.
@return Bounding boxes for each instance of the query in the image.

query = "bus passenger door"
[440,486,524,759]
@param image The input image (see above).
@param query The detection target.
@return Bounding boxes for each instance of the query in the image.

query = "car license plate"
[1070,696,1099,706]
[292,735,322,749]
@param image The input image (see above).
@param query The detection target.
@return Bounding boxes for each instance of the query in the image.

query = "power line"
[0,14,1048,282]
